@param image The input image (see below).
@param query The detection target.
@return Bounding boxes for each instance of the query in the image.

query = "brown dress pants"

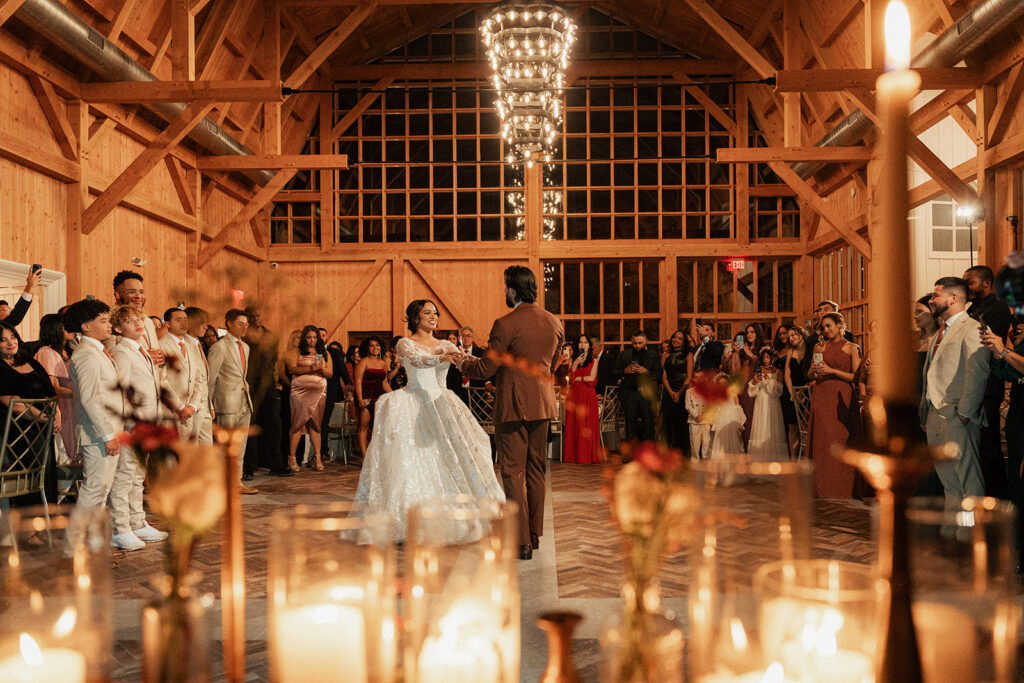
[494,419,549,545]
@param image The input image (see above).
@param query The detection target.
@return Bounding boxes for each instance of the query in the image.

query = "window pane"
[932,228,952,251]
[757,261,774,312]
[564,262,581,314]
[677,259,694,313]
[717,261,734,312]
[544,263,561,314]
[584,263,600,314]
[623,262,640,313]
[603,262,620,314]
[642,261,660,314]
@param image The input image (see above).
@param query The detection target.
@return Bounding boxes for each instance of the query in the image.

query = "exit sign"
[725,258,746,272]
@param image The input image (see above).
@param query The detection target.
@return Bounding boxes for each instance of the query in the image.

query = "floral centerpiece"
[602,441,696,682]
[119,422,226,683]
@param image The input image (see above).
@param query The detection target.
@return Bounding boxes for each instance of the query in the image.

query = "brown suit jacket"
[460,302,564,425]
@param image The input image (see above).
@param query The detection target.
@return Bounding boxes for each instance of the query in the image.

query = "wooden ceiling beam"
[682,0,775,79]
[907,136,978,205]
[196,154,348,170]
[327,77,392,144]
[0,0,27,27]
[80,80,283,104]
[195,0,252,81]
[170,0,194,80]
[197,169,295,268]
[775,67,981,92]
[987,61,1024,147]
[908,88,974,133]
[81,100,215,234]
[28,75,78,160]
[766,160,871,258]
[105,0,139,44]
[717,147,871,163]
[746,0,781,48]
[284,1,377,90]
[164,155,196,215]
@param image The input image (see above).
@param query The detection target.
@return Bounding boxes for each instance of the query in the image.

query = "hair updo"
[405,299,437,333]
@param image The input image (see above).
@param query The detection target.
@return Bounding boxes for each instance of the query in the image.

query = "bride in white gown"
[352,299,505,540]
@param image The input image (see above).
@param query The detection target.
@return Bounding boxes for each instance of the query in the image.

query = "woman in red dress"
[807,312,862,497]
[564,335,601,464]
[354,335,389,458]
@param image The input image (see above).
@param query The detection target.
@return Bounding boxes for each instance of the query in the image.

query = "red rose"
[691,370,730,403]
[633,441,683,474]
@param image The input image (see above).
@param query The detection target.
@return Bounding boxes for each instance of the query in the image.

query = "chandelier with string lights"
[480,5,576,166]
[506,181,563,240]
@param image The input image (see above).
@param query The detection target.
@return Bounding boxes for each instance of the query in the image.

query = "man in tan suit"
[160,308,204,439]
[183,307,214,443]
[920,276,989,505]
[459,266,564,560]
[208,308,256,493]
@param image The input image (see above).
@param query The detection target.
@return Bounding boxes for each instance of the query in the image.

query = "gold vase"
[537,611,583,683]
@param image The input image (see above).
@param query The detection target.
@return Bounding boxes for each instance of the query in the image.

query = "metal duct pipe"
[13,0,274,185]
[791,0,1024,178]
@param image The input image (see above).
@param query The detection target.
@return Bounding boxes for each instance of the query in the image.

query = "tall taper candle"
[872,1,920,404]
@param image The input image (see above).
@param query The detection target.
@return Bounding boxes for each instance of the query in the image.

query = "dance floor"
[95,459,891,681]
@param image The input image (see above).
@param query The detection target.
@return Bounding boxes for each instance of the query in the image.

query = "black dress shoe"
[518,544,533,560]
[269,469,295,477]
[241,472,254,481]
[530,532,540,550]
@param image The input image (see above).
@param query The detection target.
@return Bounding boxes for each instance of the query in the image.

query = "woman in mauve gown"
[285,325,332,471]
[564,335,601,464]
[354,335,389,458]
[33,314,76,463]
[807,312,862,498]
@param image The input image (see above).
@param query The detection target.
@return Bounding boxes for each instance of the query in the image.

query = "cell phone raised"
[31,264,42,274]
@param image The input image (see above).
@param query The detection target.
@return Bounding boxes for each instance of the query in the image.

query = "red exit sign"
[725,258,746,272]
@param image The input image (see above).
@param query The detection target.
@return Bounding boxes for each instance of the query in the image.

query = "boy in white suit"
[208,308,256,492]
[184,306,213,444]
[65,298,124,548]
[108,305,169,550]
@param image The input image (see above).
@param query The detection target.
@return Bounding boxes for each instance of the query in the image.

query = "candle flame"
[729,617,749,652]
[53,607,77,638]
[762,662,786,683]
[311,604,341,625]
[884,1,912,71]
[19,633,43,667]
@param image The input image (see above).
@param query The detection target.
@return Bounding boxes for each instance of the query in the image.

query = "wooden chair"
[1,397,58,521]
[548,388,564,461]
[791,386,812,460]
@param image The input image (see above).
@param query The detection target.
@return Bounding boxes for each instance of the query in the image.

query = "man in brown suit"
[458,266,564,560]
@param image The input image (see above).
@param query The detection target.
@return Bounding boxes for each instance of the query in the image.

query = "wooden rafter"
[948,103,977,140]
[105,0,139,44]
[0,127,80,182]
[774,67,980,92]
[170,0,194,80]
[907,137,978,205]
[145,3,173,71]
[766,160,871,258]
[0,0,27,27]
[717,147,871,163]
[407,259,470,329]
[81,100,215,234]
[197,169,296,268]
[28,75,77,160]
[164,156,196,215]
[284,2,377,89]
[324,258,389,340]
[195,0,252,81]
[196,154,348,170]
[746,0,780,48]
[683,0,775,79]
[908,88,974,134]
[673,74,736,136]
[987,62,1024,147]
[328,77,392,143]
[249,215,268,249]
[86,116,117,152]
[81,80,283,104]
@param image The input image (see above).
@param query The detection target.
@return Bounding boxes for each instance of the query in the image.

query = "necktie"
[237,341,246,374]
[932,322,946,357]
[140,345,150,366]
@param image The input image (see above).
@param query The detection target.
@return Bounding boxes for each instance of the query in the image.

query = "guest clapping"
[285,325,332,471]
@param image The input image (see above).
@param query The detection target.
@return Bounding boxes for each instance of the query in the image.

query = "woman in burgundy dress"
[354,335,389,458]
[730,323,763,447]
[807,312,862,498]
[564,335,601,464]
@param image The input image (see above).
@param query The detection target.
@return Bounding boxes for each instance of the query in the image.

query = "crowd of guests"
[3,261,1022,554]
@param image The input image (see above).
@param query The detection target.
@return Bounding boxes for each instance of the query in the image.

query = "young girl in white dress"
[352,299,505,541]
[746,346,788,461]
[709,373,746,460]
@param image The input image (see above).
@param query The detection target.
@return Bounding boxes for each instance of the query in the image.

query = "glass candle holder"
[688,460,814,681]
[268,505,396,683]
[403,497,519,683]
[0,504,112,682]
[755,559,878,683]
[907,497,1019,683]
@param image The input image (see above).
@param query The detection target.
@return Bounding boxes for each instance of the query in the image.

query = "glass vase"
[600,578,684,683]
[403,496,520,683]
[0,504,112,682]
[142,572,212,683]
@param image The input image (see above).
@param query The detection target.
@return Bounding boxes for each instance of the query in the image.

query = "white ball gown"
[352,338,505,540]
[746,373,788,461]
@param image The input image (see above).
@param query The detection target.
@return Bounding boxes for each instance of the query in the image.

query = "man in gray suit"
[208,308,256,493]
[920,276,990,504]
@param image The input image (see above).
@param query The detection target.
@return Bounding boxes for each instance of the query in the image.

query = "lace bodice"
[395,338,456,396]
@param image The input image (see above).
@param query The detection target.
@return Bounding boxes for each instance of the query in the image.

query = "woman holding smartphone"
[285,324,333,471]
[806,312,862,497]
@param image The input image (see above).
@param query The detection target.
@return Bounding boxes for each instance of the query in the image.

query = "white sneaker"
[133,522,168,542]
[111,532,146,551]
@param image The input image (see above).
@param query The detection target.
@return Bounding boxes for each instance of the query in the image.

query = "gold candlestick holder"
[538,612,583,683]
[215,427,249,683]
[841,396,944,683]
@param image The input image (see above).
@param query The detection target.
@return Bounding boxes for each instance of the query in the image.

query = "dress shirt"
[78,335,118,443]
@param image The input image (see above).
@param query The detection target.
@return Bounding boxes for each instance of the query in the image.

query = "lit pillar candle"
[912,602,977,683]
[0,634,86,683]
[872,0,921,404]
[273,604,367,683]
[415,597,516,683]
[760,599,874,683]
